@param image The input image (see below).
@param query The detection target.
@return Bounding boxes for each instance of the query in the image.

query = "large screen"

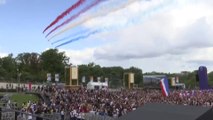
[143,75,166,89]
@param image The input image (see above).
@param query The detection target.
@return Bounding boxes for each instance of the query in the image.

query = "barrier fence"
[0,108,116,120]
[0,108,51,120]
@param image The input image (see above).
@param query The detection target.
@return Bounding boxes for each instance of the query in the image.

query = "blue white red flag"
[160,77,169,97]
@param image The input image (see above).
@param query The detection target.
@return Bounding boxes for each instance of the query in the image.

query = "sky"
[0,0,213,73]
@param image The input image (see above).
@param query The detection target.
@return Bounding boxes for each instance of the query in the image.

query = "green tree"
[1,54,16,81]
[208,71,213,86]
[40,49,69,82]
[107,67,124,88]
[78,63,104,84]
[0,57,7,80]
[179,70,197,89]
[15,52,41,82]
[78,64,90,83]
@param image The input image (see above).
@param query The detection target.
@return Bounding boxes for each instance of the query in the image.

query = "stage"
[117,103,213,120]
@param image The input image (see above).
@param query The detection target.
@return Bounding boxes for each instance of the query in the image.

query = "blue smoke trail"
[55,30,99,48]
[51,29,89,45]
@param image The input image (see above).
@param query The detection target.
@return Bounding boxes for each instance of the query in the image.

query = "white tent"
[87,81,108,90]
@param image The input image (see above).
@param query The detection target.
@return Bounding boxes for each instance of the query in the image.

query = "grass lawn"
[10,93,39,108]
[0,93,4,96]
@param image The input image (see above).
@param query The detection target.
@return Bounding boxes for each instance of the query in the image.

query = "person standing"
[61,109,65,120]
[27,109,33,120]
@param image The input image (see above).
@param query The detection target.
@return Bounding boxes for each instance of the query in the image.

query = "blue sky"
[0,0,102,55]
[0,0,70,54]
[1,0,213,73]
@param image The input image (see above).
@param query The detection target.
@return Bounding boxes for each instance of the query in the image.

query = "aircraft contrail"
[48,0,144,40]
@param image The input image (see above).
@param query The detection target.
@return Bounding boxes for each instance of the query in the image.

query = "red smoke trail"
[43,0,86,33]
[45,0,102,38]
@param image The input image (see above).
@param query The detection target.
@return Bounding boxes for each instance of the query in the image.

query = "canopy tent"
[87,81,108,90]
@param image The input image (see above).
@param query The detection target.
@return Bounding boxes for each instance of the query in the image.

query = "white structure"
[171,77,185,89]
[175,83,186,89]
[87,78,108,90]
[0,82,44,90]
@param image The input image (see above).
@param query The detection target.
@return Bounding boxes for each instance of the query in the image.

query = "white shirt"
[61,110,64,115]
[28,113,32,120]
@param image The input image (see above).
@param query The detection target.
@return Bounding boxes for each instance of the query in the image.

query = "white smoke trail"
[87,0,175,33]
[48,0,143,40]
[54,0,175,47]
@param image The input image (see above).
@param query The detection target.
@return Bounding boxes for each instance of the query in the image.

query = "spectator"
[18,86,213,119]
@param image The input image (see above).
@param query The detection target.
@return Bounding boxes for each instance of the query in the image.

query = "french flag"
[160,77,170,97]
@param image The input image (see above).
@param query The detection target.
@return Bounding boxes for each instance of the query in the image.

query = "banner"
[55,74,59,82]
[97,77,101,82]
[47,73,51,81]
[82,76,86,83]
[105,77,109,82]
[71,66,78,79]
[129,73,134,83]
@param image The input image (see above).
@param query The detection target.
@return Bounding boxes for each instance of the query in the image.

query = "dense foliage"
[0,49,69,83]
[0,49,143,88]
[0,49,212,89]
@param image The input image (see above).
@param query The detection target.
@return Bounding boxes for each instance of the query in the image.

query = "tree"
[15,52,42,82]
[92,64,104,78]
[0,54,16,81]
[106,67,124,88]
[40,49,69,82]
[179,70,197,89]
[78,63,104,84]
[0,57,7,80]
[78,64,90,83]
[208,72,213,86]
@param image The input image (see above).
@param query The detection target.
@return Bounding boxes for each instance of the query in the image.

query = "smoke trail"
[55,30,99,48]
[43,0,86,33]
[48,0,142,40]
[51,29,89,45]
[45,0,104,38]
[54,0,174,47]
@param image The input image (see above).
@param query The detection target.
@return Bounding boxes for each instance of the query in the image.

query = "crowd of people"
[18,86,213,120]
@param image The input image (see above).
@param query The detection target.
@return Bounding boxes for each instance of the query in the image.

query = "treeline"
[0,49,68,83]
[0,49,143,88]
[0,48,213,88]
